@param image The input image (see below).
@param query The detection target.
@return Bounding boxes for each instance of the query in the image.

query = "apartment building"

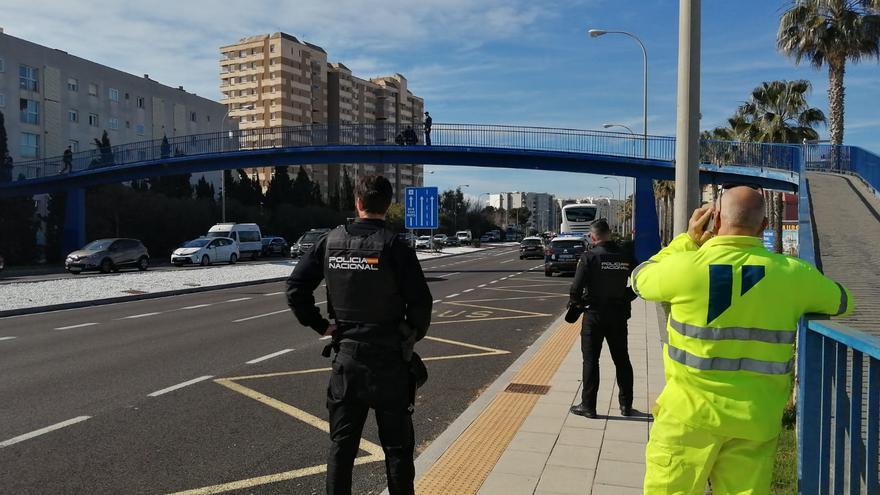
[220,32,424,202]
[0,29,225,165]
[488,191,557,233]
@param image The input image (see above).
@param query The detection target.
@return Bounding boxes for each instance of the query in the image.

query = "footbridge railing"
[797,152,880,494]
[5,123,802,182]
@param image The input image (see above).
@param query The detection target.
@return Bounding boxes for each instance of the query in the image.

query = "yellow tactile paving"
[415,318,581,494]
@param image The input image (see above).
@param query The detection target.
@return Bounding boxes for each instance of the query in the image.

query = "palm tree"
[734,80,826,143]
[778,1,880,145]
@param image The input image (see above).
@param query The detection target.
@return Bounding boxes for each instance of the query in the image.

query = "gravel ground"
[0,246,491,312]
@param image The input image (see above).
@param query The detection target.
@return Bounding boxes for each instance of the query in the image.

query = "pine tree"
[195,177,216,201]
[266,166,294,208]
[292,166,314,207]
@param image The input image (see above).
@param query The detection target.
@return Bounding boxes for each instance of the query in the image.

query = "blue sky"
[5,0,879,200]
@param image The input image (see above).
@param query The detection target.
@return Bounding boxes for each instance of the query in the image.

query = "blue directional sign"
[405,187,439,230]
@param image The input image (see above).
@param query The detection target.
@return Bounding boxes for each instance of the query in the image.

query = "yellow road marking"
[441,301,551,316]
[484,287,568,296]
[431,314,550,325]
[423,335,509,354]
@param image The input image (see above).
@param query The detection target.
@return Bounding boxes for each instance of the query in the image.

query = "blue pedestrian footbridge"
[1,123,879,493]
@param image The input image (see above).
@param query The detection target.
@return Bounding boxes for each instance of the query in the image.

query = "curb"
[0,277,289,318]
[0,245,506,318]
[379,310,571,495]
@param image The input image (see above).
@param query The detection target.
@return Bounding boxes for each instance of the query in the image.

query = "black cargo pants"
[327,342,415,495]
[581,309,634,410]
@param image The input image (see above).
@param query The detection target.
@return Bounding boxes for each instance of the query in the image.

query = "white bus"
[559,203,599,235]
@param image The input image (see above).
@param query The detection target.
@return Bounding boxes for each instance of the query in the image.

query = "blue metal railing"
[804,143,880,195]
[797,148,880,494]
[5,123,803,182]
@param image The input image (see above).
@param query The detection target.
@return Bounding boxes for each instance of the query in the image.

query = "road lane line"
[225,297,252,303]
[120,312,161,319]
[181,304,212,310]
[264,291,285,296]
[0,336,17,341]
[489,280,498,284]
[147,376,214,397]
[246,349,295,364]
[233,310,289,323]
[0,416,91,448]
[54,322,98,330]
[446,293,460,299]
[499,259,518,264]
[463,289,474,293]
[478,284,487,288]
[433,300,442,304]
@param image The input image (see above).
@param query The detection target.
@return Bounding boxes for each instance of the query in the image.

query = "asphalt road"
[0,246,571,494]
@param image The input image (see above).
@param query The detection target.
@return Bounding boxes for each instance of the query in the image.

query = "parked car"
[291,228,331,258]
[456,230,473,245]
[261,236,289,257]
[207,223,262,259]
[520,236,545,259]
[433,234,448,246]
[415,236,432,249]
[544,236,588,277]
[480,234,493,243]
[65,238,150,274]
[172,237,239,266]
[445,235,461,247]
[397,232,417,247]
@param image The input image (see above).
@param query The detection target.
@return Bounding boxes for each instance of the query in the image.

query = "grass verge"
[771,403,798,495]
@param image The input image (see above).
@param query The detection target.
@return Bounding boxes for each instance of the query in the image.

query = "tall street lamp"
[602,123,636,134]
[602,176,623,235]
[598,186,617,233]
[220,103,255,223]
[588,29,648,159]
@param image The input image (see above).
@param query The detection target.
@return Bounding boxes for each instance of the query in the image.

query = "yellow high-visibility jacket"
[632,233,852,441]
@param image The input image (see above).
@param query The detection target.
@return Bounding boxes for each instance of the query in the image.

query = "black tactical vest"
[586,242,633,306]
[323,225,405,324]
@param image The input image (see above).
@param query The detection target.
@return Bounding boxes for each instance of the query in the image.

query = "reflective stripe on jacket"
[632,233,852,441]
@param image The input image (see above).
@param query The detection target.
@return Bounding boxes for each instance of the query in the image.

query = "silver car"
[65,238,150,274]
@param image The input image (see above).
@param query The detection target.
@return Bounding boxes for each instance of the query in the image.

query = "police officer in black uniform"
[286,175,433,495]
[567,219,637,419]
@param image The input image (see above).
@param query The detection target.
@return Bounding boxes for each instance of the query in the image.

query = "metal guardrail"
[797,150,880,494]
[804,143,880,194]
[4,123,803,182]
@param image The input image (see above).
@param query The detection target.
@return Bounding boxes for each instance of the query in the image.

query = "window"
[67,78,78,92]
[136,123,145,135]
[270,44,275,53]
[0,94,5,108]
[125,120,130,129]
[88,83,98,96]
[68,109,78,122]
[124,92,130,100]
[109,118,119,130]
[88,113,99,127]
[136,96,144,108]
[0,58,4,72]
[20,133,40,158]
[20,99,39,125]
[190,111,197,122]
[69,140,79,152]
[19,65,39,92]
[109,88,119,101]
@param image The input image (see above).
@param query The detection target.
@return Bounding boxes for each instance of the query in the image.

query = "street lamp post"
[599,186,617,232]
[602,176,623,235]
[590,29,648,241]
[219,103,255,223]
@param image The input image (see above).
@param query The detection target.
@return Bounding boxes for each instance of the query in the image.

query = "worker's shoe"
[569,403,597,419]
[620,405,633,417]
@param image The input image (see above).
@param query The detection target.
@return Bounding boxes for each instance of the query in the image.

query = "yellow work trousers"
[644,406,779,495]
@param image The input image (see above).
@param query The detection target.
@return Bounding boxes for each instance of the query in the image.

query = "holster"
[321,335,341,357]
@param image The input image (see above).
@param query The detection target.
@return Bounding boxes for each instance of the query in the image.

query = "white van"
[207,223,262,259]
[456,230,473,245]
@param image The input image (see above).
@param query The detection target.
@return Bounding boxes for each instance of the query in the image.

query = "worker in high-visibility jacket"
[632,186,852,494]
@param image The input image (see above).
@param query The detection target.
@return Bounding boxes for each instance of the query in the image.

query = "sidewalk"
[413,298,666,494]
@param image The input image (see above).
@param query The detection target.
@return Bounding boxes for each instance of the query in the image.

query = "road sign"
[405,187,439,230]
[762,230,775,250]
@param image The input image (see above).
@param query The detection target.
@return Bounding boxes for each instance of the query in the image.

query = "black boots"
[620,405,633,417]
[569,403,597,419]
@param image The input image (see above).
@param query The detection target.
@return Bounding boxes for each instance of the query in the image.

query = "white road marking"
[181,304,212,310]
[0,336,17,341]
[147,376,214,397]
[54,322,98,331]
[264,291,285,297]
[0,416,91,448]
[478,284,487,288]
[225,297,252,303]
[246,349,295,364]
[489,280,498,284]
[319,336,332,340]
[233,310,289,323]
[500,259,518,264]
[433,300,442,304]
[463,289,474,293]
[446,293,460,299]
[121,312,161,319]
